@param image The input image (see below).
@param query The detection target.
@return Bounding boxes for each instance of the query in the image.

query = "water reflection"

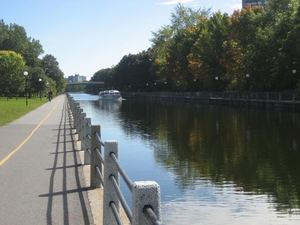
[98,100,122,111]
[71,94,300,224]
[119,99,300,219]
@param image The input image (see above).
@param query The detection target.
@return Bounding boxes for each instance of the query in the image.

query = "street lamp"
[24,71,28,106]
[245,73,250,99]
[292,69,297,92]
[39,78,42,100]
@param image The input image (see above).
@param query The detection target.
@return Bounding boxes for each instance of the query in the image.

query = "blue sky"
[1,0,242,80]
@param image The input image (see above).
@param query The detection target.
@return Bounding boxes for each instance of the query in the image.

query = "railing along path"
[67,94,162,225]
[122,91,300,112]
[122,91,300,101]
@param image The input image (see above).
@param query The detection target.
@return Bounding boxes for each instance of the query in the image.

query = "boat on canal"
[99,90,122,101]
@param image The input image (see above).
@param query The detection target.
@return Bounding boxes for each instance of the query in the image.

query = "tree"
[221,6,274,91]
[92,3,300,92]
[268,0,300,90]
[0,20,9,47]
[110,51,156,91]
[41,54,66,92]
[0,50,26,96]
[0,23,44,67]
[87,68,112,93]
[26,66,53,98]
[151,4,211,90]
[170,4,210,31]
[188,11,230,91]
[0,20,67,94]
[23,39,44,67]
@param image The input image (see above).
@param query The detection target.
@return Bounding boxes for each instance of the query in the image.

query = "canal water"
[71,93,300,225]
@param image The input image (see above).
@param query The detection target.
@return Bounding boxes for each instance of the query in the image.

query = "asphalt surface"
[0,94,94,225]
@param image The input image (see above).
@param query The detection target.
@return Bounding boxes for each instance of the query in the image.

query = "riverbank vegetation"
[88,0,300,93]
[0,20,66,98]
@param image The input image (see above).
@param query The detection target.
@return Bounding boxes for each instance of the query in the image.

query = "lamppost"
[215,77,219,92]
[292,70,297,101]
[246,73,250,89]
[24,71,28,106]
[245,74,250,99]
[39,78,42,100]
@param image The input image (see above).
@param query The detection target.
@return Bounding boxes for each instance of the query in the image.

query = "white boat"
[99,90,122,101]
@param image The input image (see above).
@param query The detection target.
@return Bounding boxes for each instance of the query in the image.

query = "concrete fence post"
[71,98,75,112]
[71,98,75,116]
[80,112,86,144]
[68,97,74,124]
[83,117,91,165]
[73,102,80,129]
[74,104,80,130]
[132,181,162,225]
[68,96,73,112]
[103,141,120,225]
[90,125,102,188]
[76,107,83,136]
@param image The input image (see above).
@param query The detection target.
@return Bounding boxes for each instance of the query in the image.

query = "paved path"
[0,94,95,225]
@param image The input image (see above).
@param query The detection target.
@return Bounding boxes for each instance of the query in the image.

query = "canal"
[71,93,300,225]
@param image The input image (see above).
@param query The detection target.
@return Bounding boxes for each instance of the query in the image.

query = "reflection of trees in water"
[119,99,300,213]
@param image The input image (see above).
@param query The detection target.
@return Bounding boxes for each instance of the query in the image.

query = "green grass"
[0,97,48,126]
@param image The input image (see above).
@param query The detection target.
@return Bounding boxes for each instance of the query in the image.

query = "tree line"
[0,20,66,98]
[88,0,300,93]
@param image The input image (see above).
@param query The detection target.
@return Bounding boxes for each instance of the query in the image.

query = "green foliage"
[41,54,66,92]
[90,51,156,92]
[87,68,113,93]
[91,2,300,92]
[0,21,44,67]
[189,11,230,91]
[0,20,65,97]
[65,84,86,92]
[112,51,155,91]
[25,66,54,98]
[0,50,26,96]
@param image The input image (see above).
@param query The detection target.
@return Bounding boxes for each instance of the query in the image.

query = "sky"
[1,0,242,80]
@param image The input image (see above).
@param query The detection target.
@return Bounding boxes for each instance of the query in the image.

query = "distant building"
[242,0,266,8]
[67,74,87,83]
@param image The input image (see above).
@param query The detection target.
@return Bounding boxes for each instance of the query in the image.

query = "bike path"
[0,94,94,225]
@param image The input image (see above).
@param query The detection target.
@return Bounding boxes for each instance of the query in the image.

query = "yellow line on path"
[0,99,61,166]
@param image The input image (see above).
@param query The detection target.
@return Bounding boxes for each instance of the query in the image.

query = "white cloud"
[156,0,194,5]
[230,3,242,10]
[229,0,242,10]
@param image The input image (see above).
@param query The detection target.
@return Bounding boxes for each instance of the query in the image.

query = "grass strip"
[0,97,48,126]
